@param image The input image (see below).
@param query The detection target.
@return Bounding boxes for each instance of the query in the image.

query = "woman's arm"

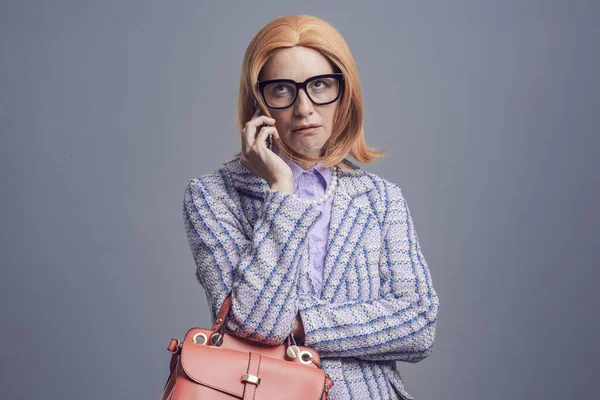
[298,183,439,363]
[183,173,321,345]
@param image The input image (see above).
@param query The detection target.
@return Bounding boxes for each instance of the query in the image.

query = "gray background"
[1,1,598,399]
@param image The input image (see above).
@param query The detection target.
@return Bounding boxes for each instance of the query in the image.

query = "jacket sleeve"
[298,183,439,363]
[183,175,322,345]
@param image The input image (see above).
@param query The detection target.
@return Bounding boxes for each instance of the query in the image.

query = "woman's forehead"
[260,46,334,81]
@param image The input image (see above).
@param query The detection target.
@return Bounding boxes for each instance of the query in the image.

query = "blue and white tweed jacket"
[182,157,440,400]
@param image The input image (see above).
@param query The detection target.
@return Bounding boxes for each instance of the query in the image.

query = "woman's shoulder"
[340,158,404,200]
[184,159,241,199]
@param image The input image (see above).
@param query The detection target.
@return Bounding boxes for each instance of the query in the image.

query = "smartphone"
[254,99,273,150]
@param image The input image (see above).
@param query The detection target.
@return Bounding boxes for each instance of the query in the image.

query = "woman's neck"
[297,160,319,170]
[273,142,324,170]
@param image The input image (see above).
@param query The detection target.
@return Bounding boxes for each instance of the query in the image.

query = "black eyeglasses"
[257,73,344,109]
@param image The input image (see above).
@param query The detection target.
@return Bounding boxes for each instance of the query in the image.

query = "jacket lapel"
[224,157,376,301]
[320,162,376,300]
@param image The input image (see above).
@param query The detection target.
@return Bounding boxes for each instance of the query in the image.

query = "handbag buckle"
[241,373,261,386]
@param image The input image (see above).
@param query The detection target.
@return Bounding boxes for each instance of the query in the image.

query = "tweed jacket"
[182,157,440,400]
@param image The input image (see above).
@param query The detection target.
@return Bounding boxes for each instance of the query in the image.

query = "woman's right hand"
[240,109,293,193]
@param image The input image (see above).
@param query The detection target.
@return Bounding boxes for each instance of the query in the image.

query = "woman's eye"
[310,79,331,91]
[270,84,292,97]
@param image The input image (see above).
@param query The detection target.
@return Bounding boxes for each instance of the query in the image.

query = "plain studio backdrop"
[1,1,598,399]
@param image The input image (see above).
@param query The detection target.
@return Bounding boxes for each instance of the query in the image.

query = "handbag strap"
[210,293,232,332]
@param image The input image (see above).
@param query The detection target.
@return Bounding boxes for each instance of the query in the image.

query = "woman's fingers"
[242,114,276,150]
[239,110,286,182]
[242,109,261,153]
[255,125,277,150]
[242,113,256,152]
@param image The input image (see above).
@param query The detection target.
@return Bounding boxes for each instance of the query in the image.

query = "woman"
[183,15,439,400]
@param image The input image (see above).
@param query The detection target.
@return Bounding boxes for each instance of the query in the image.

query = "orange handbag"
[161,294,334,399]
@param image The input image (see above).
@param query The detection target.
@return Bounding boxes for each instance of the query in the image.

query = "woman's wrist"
[269,179,293,195]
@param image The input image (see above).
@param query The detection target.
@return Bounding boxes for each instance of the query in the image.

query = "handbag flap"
[180,330,326,399]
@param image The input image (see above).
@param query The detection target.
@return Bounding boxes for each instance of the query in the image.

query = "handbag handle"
[208,294,232,346]
[208,293,302,356]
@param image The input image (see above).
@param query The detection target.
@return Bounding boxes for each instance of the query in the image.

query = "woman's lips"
[293,126,320,134]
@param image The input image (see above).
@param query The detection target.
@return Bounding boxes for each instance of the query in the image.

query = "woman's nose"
[293,88,314,117]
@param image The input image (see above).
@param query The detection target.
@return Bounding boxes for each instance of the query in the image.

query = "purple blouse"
[272,143,334,297]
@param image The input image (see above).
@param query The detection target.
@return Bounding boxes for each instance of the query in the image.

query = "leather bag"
[160,294,334,399]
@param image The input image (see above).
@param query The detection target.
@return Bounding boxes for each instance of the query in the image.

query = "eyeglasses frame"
[256,73,345,110]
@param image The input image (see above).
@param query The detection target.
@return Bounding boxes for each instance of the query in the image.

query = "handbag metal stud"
[286,345,300,359]
[210,332,223,346]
